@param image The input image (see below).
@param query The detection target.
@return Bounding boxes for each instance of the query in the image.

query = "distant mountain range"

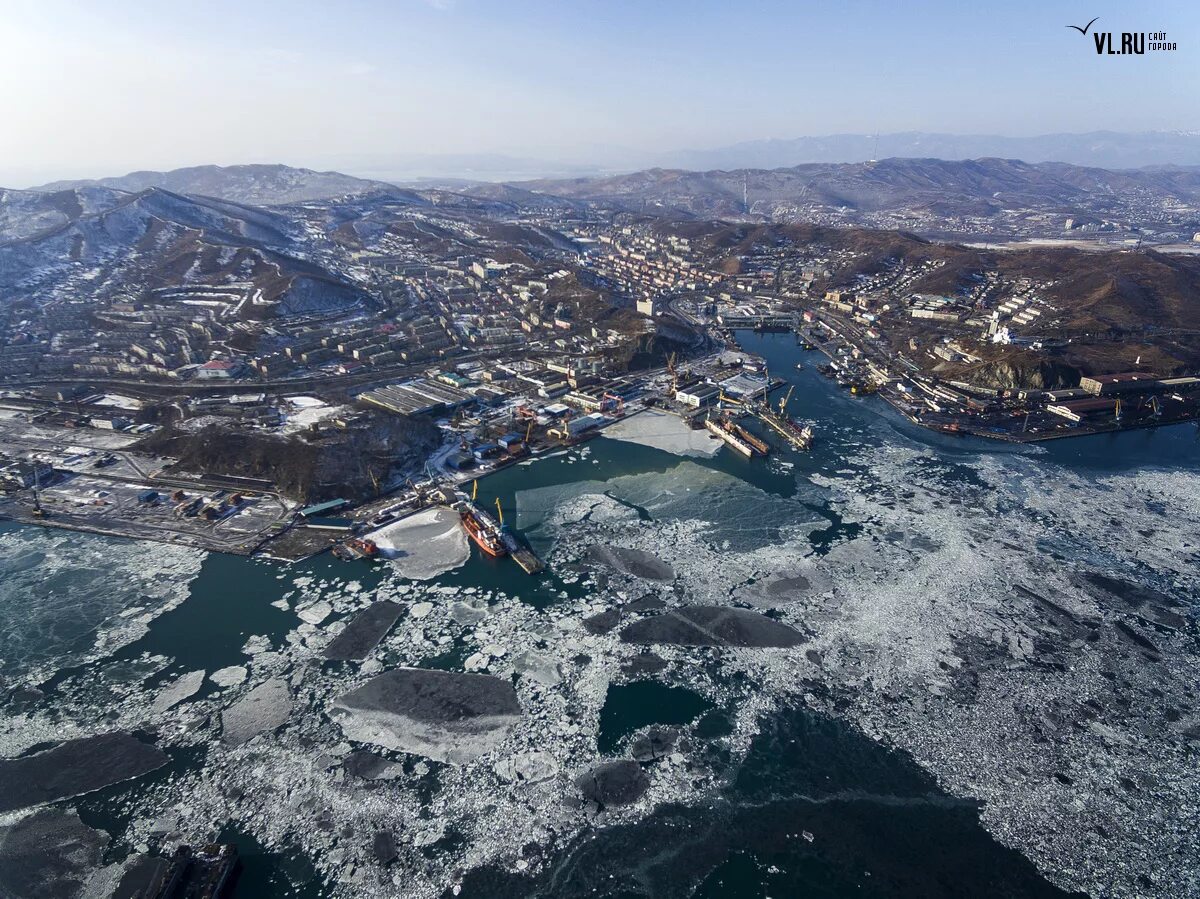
[2,160,1200,378]
[516,157,1200,229]
[660,131,1200,172]
[35,164,395,207]
[313,133,1200,181]
[0,186,129,243]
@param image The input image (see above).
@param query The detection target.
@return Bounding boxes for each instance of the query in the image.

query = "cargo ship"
[460,482,507,557]
[461,503,507,557]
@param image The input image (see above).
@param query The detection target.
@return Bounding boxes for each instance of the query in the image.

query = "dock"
[728,419,770,455]
[510,544,545,574]
[753,405,814,450]
[705,415,756,457]
[498,525,545,574]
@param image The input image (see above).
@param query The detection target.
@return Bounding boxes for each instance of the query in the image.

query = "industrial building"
[1047,397,1119,422]
[718,372,770,401]
[358,379,474,416]
[674,383,720,408]
[1079,372,1160,396]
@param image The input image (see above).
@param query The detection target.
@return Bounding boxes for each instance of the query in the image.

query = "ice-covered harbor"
[602,408,724,459]
[1,333,1197,899]
[369,506,471,580]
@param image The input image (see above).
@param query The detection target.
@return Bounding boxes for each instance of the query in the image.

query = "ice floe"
[602,409,723,458]
[369,507,470,580]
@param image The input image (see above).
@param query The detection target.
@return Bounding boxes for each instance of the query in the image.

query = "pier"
[704,415,756,457]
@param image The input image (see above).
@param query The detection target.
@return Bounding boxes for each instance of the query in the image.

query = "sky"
[1,0,1197,186]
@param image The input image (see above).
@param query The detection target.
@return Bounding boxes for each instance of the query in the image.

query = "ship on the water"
[460,503,507,557]
[751,385,815,450]
[459,483,545,572]
[332,537,379,562]
[458,480,509,558]
[757,406,814,450]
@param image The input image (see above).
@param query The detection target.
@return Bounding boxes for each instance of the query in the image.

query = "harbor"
[2,328,1197,899]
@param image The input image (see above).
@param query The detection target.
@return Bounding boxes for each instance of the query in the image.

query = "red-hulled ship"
[460,503,507,557]
[332,537,379,561]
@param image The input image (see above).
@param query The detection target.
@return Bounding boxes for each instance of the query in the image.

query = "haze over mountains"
[660,130,1200,172]
[17,132,1200,192]
[342,131,1200,185]
[36,164,398,207]
[22,156,1200,228]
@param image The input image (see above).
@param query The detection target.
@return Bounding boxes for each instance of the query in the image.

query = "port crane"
[777,385,794,416]
[31,465,46,518]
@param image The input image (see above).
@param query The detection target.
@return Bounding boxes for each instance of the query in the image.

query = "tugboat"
[332,537,378,561]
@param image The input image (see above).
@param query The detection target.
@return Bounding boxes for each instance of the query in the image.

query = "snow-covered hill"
[36,163,398,206]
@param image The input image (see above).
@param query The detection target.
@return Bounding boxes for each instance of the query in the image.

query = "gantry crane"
[603,392,625,413]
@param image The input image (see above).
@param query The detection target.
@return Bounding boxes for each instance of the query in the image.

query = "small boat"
[333,537,378,561]
[795,363,804,370]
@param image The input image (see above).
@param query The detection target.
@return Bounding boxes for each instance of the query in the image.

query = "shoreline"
[791,320,1200,444]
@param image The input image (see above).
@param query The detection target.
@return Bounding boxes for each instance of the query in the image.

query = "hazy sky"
[1,0,1197,185]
